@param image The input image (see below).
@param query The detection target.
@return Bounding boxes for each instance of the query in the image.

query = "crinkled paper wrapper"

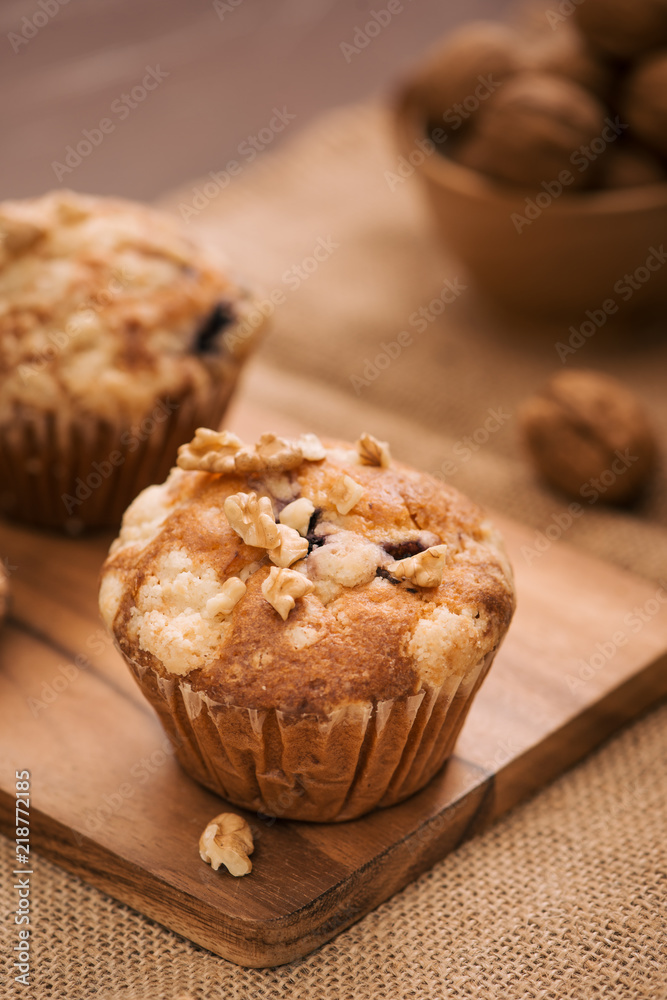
[0,379,237,533]
[126,648,498,822]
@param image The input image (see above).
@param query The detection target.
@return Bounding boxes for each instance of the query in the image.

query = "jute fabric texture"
[1,103,665,998]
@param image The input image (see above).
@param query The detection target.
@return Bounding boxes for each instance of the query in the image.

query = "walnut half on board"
[199,813,254,876]
[519,370,656,504]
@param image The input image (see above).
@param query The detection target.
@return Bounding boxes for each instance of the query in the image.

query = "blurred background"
[1,0,666,559]
[0,0,510,200]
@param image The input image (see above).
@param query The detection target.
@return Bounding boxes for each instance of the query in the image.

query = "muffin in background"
[0,190,263,532]
[99,429,515,822]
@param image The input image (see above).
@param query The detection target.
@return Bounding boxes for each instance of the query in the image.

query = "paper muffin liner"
[0,378,239,532]
[123,647,498,823]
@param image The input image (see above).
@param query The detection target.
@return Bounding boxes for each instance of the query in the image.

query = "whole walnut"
[622,53,667,158]
[573,0,667,59]
[407,21,521,127]
[522,24,613,100]
[603,143,666,187]
[452,72,606,188]
[519,370,656,504]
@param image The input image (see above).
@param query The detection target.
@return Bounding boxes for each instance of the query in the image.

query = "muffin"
[0,190,263,532]
[99,430,515,822]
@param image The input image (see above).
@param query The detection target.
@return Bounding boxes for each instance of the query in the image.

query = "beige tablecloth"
[2,103,666,999]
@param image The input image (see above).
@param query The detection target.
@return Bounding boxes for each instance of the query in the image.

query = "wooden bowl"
[394,91,667,320]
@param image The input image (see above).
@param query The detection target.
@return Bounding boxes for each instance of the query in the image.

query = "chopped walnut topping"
[388,544,449,588]
[296,433,326,462]
[177,430,326,476]
[204,577,247,619]
[177,428,243,473]
[279,497,315,536]
[223,492,279,549]
[238,560,264,583]
[235,433,304,473]
[269,524,309,568]
[357,432,391,468]
[261,566,314,620]
[330,475,364,515]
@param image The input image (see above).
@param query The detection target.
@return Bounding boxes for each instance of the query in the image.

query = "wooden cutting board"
[1,397,666,969]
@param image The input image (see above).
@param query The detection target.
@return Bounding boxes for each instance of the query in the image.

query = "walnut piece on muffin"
[100,430,515,822]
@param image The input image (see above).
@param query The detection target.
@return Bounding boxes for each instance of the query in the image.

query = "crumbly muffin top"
[100,431,515,717]
[0,190,258,423]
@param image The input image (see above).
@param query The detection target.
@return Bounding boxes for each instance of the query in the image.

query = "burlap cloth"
[3,104,666,998]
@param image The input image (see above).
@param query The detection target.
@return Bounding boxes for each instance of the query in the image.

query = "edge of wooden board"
[1,639,666,967]
[1,390,666,966]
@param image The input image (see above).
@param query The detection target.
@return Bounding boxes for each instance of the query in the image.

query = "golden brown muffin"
[0,190,263,531]
[99,430,515,821]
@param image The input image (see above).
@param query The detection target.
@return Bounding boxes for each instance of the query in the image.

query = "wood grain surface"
[0,389,666,968]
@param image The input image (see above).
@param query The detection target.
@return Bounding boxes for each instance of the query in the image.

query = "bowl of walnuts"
[394,1,667,319]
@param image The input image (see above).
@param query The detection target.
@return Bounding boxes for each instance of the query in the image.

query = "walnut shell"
[407,21,521,126]
[603,142,666,187]
[519,370,656,504]
[522,24,613,100]
[573,0,667,60]
[452,72,606,188]
[622,52,667,158]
